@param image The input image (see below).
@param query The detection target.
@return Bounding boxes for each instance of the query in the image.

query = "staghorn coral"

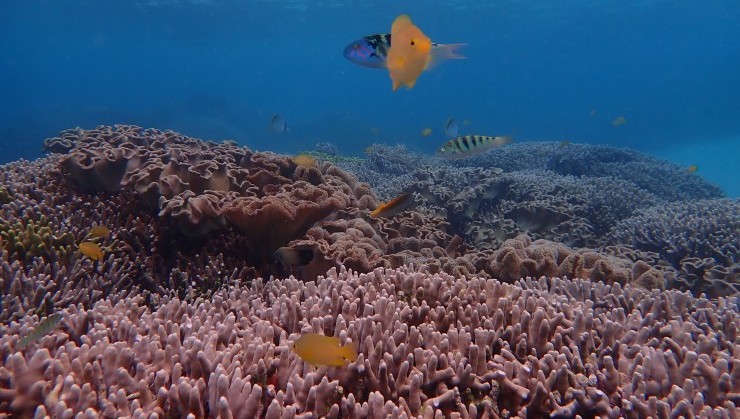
[0,215,75,264]
[0,186,12,205]
[605,199,740,297]
[0,266,736,417]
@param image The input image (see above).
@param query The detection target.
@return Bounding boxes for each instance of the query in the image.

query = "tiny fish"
[370,193,416,218]
[17,313,63,348]
[387,15,432,91]
[88,225,110,239]
[421,127,432,137]
[271,114,287,132]
[292,333,357,367]
[444,117,459,138]
[559,140,572,148]
[611,116,627,127]
[293,154,316,169]
[687,164,698,173]
[343,33,465,70]
[436,135,513,159]
[79,241,104,261]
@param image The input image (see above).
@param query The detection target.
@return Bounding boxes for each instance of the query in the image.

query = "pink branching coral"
[1,266,736,417]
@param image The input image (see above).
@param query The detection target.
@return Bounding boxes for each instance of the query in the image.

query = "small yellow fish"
[292,333,358,367]
[17,313,63,348]
[370,193,416,218]
[293,154,316,169]
[421,127,432,137]
[88,225,110,239]
[559,140,572,148]
[612,116,627,127]
[386,15,432,91]
[79,241,104,261]
[687,164,698,173]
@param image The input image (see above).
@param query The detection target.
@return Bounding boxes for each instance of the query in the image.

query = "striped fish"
[435,135,513,159]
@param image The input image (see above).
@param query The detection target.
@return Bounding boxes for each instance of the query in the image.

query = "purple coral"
[1,266,737,417]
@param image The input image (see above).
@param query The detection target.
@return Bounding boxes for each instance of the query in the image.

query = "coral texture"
[49,124,376,241]
[605,199,740,297]
[1,266,737,417]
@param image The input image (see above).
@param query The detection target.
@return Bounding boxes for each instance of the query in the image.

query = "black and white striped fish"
[436,135,513,158]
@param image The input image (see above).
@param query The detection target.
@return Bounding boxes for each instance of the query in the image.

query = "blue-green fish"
[436,135,513,159]
[17,313,63,348]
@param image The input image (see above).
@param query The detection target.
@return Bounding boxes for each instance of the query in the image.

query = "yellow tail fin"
[343,341,358,362]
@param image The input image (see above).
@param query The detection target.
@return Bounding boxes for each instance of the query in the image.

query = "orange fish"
[88,225,110,239]
[687,164,698,173]
[293,154,316,168]
[386,15,432,91]
[370,193,416,218]
[292,333,357,367]
[79,241,104,261]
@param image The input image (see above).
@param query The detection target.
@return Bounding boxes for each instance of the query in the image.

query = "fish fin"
[425,43,467,70]
[343,341,358,362]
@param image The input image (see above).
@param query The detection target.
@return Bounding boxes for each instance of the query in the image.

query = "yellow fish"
[88,225,110,239]
[612,116,627,127]
[687,164,698,173]
[386,15,432,91]
[292,333,358,367]
[293,154,316,168]
[79,241,104,261]
[421,127,432,137]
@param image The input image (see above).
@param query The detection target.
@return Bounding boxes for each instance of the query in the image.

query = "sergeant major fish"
[343,32,466,70]
[436,135,513,159]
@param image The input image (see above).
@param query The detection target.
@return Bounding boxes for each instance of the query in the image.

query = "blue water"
[1,0,738,195]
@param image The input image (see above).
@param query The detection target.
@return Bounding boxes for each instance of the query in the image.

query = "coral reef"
[605,199,740,297]
[2,125,737,417]
[1,266,736,417]
[405,166,661,249]
[461,142,724,201]
[0,215,75,264]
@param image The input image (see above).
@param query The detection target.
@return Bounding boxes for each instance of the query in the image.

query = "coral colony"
[1,125,738,417]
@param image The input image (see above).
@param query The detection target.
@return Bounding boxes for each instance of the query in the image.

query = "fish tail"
[426,43,467,70]
[343,341,358,362]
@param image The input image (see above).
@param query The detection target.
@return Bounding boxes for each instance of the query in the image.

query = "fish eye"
[410,39,415,46]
